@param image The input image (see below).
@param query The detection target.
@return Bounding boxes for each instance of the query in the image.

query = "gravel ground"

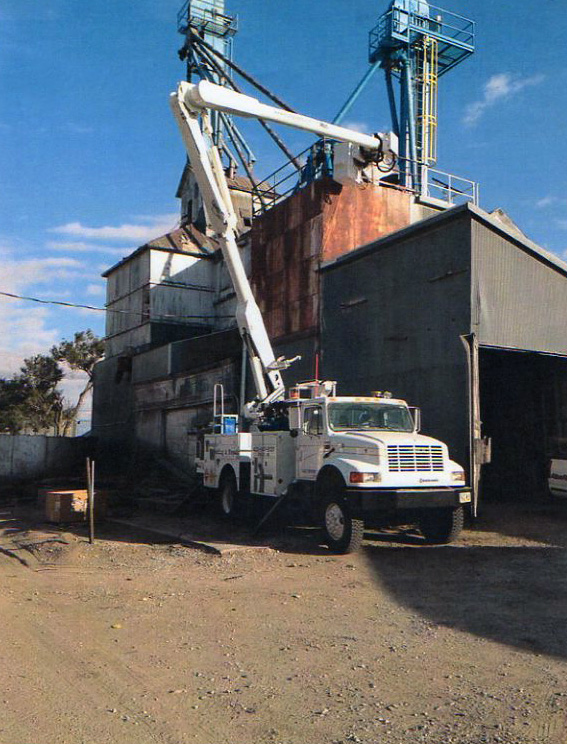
[0,499,566,744]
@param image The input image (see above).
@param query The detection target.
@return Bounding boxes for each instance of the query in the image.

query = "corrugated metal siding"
[105,248,218,357]
[472,220,567,354]
[321,215,472,467]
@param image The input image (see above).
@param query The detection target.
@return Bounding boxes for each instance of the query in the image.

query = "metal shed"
[320,203,567,508]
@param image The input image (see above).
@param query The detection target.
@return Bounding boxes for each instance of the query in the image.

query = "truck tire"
[321,496,365,554]
[419,505,464,544]
[217,471,238,519]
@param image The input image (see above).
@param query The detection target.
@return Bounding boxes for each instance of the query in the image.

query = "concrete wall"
[92,330,243,471]
[0,434,91,483]
[91,356,135,448]
[133,359,239,469]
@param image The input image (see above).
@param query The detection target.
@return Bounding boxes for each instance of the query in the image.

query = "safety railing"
[404,160,479,205]
[252,139,335,216]
[177,0,238,38]
[252,143,478,217]
[369,3,474,64]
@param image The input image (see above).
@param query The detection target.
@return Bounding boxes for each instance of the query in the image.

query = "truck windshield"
[328,402,415,432]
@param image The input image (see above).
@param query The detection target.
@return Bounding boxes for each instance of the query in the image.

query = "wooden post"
[86,457,95,545]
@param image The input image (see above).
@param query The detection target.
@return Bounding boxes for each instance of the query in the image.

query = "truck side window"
[304,406,323,436]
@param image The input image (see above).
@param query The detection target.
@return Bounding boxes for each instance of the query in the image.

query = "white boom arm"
[170,80,391,418]
[170,90,292,417]
[181,80,385,153]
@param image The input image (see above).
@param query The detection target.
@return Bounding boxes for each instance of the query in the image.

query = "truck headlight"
[451,470,465,482]
[350,472,382,484]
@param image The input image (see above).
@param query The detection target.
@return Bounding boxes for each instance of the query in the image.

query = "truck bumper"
[346,487,471,518]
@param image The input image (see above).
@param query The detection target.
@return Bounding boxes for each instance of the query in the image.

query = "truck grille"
[387,445,444,472]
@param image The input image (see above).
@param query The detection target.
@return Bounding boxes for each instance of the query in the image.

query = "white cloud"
[535,196,567,209]
[46,240,129,256]
[463,73,545,126]
[49,213,179,243]
[86,283,105,297]
[0,250,83,292]
[342,120,371,134]
[0,247,87,393]
[0,299,61,376]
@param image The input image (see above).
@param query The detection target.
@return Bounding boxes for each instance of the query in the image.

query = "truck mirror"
[409,406,421,432]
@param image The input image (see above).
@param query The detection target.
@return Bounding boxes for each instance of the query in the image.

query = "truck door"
[297,405,325,481]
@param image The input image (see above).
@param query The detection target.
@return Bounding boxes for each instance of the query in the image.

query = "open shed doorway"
[479,348,567,502]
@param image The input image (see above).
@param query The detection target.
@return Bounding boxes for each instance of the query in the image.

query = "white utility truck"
[549,458,567,499]
[170,79,471,553]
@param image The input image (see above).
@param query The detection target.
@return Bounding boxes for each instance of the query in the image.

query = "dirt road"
[1,501,567,744]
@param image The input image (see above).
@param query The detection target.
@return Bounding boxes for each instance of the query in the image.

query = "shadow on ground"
[362,502,567,661]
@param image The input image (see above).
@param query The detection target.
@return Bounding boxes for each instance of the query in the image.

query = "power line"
[0,290,234,321]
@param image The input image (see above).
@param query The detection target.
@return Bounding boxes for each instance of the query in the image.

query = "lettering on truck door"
[252,436,276,495]
[297,405,325,481]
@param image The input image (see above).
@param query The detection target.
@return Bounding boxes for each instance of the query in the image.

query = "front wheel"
[321,497,365,554]
[419,505,464,544]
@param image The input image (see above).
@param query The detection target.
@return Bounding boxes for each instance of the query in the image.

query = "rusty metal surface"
[251,178,413,343]
[321,181,411,261]
[251,180,326,341]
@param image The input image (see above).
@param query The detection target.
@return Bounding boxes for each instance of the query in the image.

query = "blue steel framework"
[334,1,475,200]
[369,0,475,191]
[252,139,478,218]
[177,0,255,167]
[177,1,477,214]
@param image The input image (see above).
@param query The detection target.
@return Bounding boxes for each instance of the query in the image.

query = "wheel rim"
[221,483,234,514]
[325,502,346,541]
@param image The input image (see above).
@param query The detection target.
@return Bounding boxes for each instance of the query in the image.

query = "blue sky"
[1,0,566,393]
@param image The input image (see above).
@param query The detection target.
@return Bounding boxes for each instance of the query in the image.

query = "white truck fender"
[318,456,377,485]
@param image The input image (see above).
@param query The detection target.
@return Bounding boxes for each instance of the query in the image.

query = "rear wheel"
[217,472,238,519]
[419,505,464,544]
